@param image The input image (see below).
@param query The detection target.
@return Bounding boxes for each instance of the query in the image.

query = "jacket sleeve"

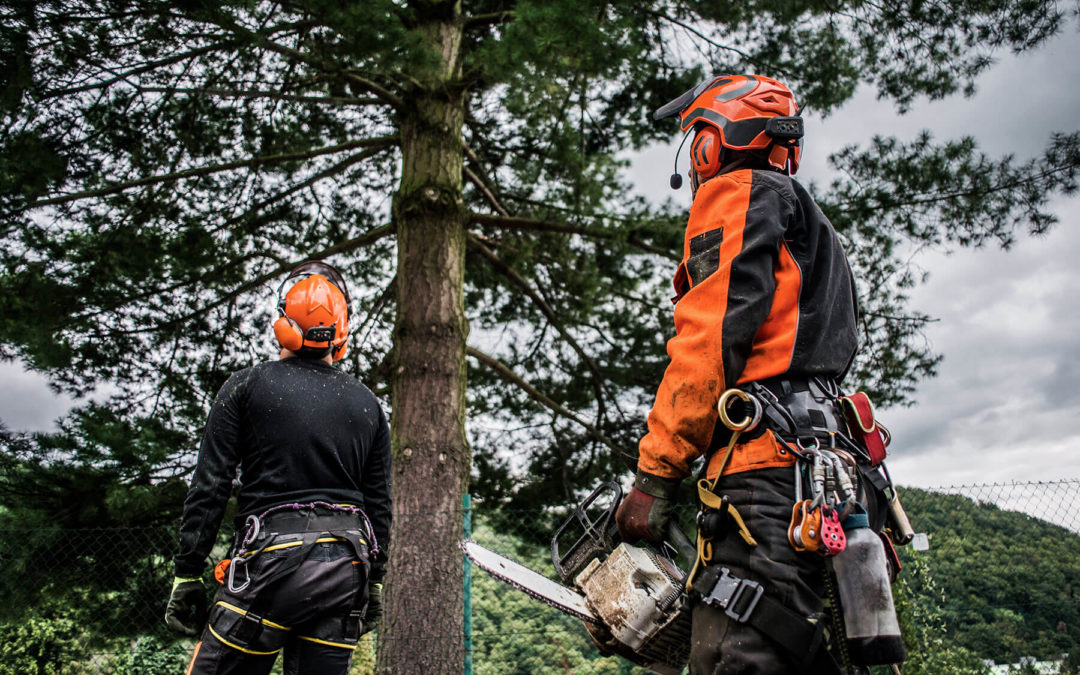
[173,370,250,577]
[638,172,793,479]
[362,407,392,579]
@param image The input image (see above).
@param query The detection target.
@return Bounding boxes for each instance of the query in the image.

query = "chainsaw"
[462,482,697,674]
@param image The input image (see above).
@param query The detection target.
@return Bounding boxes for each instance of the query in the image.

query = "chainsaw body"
[550,482,693,674]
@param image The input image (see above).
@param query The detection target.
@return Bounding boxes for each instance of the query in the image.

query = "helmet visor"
[285,261,351,304]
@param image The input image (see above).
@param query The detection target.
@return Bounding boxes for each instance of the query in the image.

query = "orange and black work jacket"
[638,168,858,481]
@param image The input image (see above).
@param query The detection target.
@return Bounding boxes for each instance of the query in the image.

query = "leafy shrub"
[0,613,78,675]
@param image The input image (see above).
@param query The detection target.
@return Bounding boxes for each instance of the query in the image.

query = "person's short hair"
[296,345,332,360]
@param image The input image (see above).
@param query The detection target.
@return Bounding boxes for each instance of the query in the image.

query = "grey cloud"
[0,363,76,433]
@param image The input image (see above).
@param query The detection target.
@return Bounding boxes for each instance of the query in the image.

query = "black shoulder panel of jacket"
[784,175,859,381]
[174,359,392,577]
[722,170,858,386]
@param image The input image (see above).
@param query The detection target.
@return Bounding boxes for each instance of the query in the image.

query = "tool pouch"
[207,599,290,654]
[840,392,887,466]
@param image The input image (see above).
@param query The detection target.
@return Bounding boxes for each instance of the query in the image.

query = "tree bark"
[380,2,468,673]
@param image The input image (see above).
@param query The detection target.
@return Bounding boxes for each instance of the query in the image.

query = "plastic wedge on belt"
[462,540,600,625]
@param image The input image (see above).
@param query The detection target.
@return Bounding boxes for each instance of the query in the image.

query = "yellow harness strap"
[686,400,759,591]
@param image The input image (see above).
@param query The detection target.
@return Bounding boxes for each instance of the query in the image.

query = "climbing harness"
[222,501,377,593]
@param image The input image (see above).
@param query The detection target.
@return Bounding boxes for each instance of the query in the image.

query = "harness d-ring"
[717,388,763,432]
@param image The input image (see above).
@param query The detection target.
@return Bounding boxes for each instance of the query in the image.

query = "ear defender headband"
[273,260,352,359]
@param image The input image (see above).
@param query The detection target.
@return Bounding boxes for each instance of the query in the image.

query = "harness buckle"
[702,567,764,623]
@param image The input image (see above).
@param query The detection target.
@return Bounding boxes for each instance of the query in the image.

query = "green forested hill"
[899,487,1080,664]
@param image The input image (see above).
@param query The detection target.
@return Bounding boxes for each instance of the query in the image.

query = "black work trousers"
[186,538,368,675]
[688,467,842,675]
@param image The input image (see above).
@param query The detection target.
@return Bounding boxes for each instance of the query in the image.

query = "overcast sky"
[2,22,1079,494]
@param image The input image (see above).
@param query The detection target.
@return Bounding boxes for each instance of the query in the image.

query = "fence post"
[463,492,473,675]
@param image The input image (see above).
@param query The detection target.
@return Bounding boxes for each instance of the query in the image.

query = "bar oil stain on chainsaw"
[462,482,696,674]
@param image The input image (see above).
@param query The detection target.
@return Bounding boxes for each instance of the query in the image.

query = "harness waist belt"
[748,376,845,440]
[260,511,366,536]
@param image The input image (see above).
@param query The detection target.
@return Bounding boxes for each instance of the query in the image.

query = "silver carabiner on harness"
[226,514,262,593]
[820,449,858,519]
[227,555,251,593]
[809,451,827,510]
[243,514,261,545]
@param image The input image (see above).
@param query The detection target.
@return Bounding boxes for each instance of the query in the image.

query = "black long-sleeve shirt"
[174,357,392,577]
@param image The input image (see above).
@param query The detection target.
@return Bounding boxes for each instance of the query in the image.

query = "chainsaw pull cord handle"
[687,389,761,591]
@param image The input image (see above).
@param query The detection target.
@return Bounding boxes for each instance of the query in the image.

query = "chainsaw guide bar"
[461,540,601,625]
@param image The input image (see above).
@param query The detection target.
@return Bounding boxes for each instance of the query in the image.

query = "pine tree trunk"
[380,2,468,673]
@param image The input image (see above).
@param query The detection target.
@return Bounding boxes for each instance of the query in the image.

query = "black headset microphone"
[668,128,695,190]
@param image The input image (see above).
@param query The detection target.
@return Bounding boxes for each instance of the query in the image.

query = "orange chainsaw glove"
[616,470,681,544]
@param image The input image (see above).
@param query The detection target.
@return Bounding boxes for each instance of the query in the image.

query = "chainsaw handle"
[665,520,697,567]
[551,481,623,582]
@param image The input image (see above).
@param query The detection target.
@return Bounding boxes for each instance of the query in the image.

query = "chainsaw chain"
[466,547,601,626]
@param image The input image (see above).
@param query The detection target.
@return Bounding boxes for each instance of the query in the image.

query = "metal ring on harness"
[717,388,763,432]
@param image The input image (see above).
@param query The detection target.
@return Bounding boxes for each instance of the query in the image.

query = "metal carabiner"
[796,437,820,453]
[243,514,261,545]
[227,555,251,593]
[820,449,858,519]
[793,461,803,503]
[809,452,827,510]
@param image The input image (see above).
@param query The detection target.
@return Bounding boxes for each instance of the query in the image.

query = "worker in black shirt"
[165,261,392,675]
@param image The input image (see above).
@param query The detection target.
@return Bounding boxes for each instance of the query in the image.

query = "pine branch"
[219,143,396,231]
[462,140,511,216]
[132,85,383,106]
[202,7,405,110]
[342,72,404,111]
[39,42,237,99]
[21,136,397,212]
[88,224,395,338]
[463,11,515,30]
[470,212,680,261]
[466,346,629,456]
[835,161,1080,214]
[465,166,510,217]
[467,233,611,429]
[644,10,761,66]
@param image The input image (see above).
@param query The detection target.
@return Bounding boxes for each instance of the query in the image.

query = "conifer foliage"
[1,1,1078,669]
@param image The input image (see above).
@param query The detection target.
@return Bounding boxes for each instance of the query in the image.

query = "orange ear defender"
[273,261,352,360]
[273,314,304,352]
[690,125,723,179]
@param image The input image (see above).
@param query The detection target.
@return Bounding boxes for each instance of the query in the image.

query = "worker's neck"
[279,348,333,365]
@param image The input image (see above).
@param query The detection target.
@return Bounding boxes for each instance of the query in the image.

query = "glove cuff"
[172,576,202,592]
[634,469,681,500]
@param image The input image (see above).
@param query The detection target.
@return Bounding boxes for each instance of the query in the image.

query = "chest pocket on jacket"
[686,227,724,287]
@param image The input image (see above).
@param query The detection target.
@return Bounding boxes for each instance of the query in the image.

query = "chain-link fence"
[1,480,1079,674]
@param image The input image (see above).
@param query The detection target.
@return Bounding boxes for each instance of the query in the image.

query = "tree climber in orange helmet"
[615,75,881,673]
[166,261,392,675]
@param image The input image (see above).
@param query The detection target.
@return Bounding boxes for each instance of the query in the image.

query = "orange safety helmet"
[655,74,803,178]
[273,261,351,361]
